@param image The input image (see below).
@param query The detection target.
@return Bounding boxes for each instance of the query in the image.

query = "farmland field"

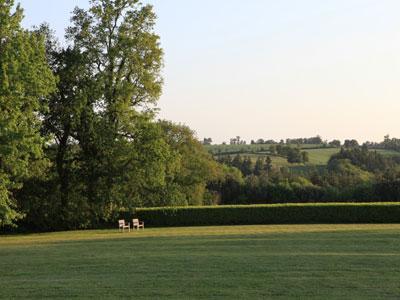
[375,149,400,157]
[205,143,325,155]
[1,225,400,299]
[207,144,400,170]
[305,148,341,165]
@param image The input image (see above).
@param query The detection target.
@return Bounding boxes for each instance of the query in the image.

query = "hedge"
[120,203,400,227]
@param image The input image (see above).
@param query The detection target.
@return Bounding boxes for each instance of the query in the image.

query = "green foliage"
[329,139,341,147]
[344,139,359,148]
[0,0,56,227]
[207,164,244,205]
[133,203,400,227]
[64,0,166,214]
[210,143,400,206]
[15,0,177,230]
[219,155,272,177]
[301,151,309,163]
[254,157,264,175]
[287,148,302,163]
[327,159,374,185]
[157,121,222,206]
[285,136,323,145]
[66,0,163,110]
[379,135,400,152]
[329,147,392,172]
[12,0,238,231]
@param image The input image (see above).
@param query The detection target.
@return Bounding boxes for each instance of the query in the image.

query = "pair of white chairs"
[118,219,144,232]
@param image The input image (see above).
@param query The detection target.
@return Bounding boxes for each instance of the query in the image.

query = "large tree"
[0,0,55,227]
[31,0,170,227]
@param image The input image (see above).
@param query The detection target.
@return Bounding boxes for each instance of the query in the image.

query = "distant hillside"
[205,144,400,170]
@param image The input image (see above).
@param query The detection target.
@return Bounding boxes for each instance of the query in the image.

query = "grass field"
[375,149,400,157]
[1,224,400,299]
[213,148,341,169]
[205,143,326,155]
[305,148,341,165]
[208,144,400,171]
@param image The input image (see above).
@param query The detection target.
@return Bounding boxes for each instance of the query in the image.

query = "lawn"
[1,224,400,299]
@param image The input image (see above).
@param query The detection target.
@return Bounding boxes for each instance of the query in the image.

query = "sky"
[18,0,400,144]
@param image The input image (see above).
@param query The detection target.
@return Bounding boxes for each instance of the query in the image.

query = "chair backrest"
[119,220,125,227]
[133,218,139,225]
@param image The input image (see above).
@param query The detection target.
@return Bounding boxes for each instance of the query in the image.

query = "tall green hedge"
[121,203,400,227]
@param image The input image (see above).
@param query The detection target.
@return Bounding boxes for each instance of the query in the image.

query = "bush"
[127,203,400,227]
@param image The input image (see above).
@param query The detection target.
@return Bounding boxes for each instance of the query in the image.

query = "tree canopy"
[0,0,56,226]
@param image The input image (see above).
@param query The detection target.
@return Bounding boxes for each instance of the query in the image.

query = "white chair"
[118,219,130,232]
[132,218,144,230]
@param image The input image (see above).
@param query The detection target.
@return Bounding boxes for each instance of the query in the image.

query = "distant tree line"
[250,136,324,145]
[217,155,272,176]
[363,135,400,152]
[202,138,213,145]
[285,136,323,145]
[269,145,309,163]
[213,147,400,205]
[216,136,388,150]
[230,136,246,145]
[250,139,279,145]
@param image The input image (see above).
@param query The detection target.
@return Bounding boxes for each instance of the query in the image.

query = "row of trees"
[250,136,339,146]
[269,145,309,163]
[1,0,226,231]
[250,139,280,145]
[217,155,272,176]
[364,135,400,152]
[247,137,357,148]
[211,136,398,150]
[229,136,246,145]
[285,136,323,145]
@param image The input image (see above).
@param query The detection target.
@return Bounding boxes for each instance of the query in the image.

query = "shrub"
[127,203,400,227]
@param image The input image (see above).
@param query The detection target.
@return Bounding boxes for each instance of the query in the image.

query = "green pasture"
[210,145,400,170]
[205,143,325,155]
[205,144,274,155]
[375,149,400,157]
[214,148,340,168]
[1,224,400,299]
[305,148,340,165]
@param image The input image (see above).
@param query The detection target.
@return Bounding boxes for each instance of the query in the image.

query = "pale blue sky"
[18,0,400,143]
